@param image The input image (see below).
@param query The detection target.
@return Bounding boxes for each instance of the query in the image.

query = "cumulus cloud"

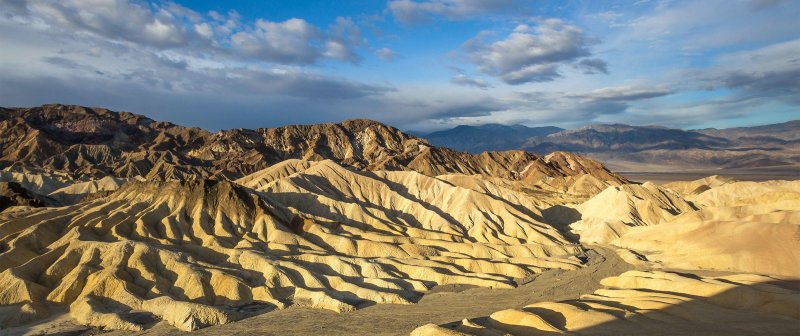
[0,1,397,130]
[0,6,504,131]
[464,19,605,84]
[323,17,365,63]
[231,18,322,64]
[388,0,518,23]
[1,0,796,131]
[4,0,366,65]
[26,0,191,48]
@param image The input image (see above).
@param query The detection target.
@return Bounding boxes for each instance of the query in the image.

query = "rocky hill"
[0,104,626,189]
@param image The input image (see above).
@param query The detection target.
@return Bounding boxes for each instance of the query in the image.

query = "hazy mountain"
[422,121,800,169]
[696,120,800,143]
[422,124,563,153]
[524,124,731,152]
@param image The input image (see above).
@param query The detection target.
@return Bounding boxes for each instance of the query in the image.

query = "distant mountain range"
[418,121,800,170]
[421,124,564,153]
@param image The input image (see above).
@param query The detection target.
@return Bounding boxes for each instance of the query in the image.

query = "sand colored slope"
[0,161,584,331]
[0,170,72,196]
[569,182,696,243]
[238,159,579,247]
[662,175,737,196]
[687,180,800,208]
[614,211,800,276]
[412,270,800,335]
[435,174,560,209]
[0,170,129,207]
[46,175,128,204]
[611,180,800,277]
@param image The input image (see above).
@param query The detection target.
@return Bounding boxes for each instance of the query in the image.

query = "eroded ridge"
[0,160,585,331]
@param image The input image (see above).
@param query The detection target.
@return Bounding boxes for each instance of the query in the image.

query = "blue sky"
[0,0,798,131]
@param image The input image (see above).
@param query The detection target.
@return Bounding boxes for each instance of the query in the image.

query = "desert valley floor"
[0,106,798,335]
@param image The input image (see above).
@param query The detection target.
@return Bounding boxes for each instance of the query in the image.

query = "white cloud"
[1,0,796,131]
[231,18,322,64]
[28,0,190,47]
[194,22,213,39]
[4,0,367,65]
[624,0,798,50]
[323,17,365,63]
[0,3,393,130]
[464,19,605,84]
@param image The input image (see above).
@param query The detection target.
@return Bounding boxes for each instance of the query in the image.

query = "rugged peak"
[339,118,396,130]
[0,104,626,189]
[107,178,282,229]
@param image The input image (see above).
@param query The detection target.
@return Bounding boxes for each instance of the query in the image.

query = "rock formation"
[0,105,626,193]
[0,160,587,331]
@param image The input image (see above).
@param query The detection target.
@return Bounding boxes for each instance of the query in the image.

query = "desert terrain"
[0,105,798,335]
[2,0,799,334]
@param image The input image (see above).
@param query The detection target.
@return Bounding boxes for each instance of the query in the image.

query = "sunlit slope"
[613,179,800,276]
[569,178,800,276]
[238,159,580,247]
[570,182,696,243]
[412,270,800,335]
[0,161,584,331]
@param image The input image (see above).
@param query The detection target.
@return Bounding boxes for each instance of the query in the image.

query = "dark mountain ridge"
[0,104,625,186]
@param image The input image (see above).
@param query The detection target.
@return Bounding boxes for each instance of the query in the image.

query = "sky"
[0,0,798,132]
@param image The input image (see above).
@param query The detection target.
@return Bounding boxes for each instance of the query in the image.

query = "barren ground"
[17,247,633,336]
[618,165,800,184]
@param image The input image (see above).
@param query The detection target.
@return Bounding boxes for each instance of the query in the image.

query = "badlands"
[0,105,798,335]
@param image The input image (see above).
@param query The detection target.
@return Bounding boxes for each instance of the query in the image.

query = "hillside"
[0,104,797,335]
[0,105,626,194]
